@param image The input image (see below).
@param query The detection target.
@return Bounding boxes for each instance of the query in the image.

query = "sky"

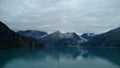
[0,0,120,34]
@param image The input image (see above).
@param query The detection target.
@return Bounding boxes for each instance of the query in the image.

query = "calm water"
[0,47,120,68]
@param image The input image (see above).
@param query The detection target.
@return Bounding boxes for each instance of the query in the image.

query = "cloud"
[0,0,120,34]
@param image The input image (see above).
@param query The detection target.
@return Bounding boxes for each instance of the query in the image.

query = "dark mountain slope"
[82,27,120,47]
[0,21,44,48]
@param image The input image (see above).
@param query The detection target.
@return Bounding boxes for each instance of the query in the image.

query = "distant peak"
[53,31,61,34]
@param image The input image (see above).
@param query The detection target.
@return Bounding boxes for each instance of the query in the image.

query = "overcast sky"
[0,0,120,34]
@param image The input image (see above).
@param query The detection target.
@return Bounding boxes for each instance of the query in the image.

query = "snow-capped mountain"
[42,31,82,46]
[43,31,81,40]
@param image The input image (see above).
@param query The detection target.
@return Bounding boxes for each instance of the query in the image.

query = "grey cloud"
[0,0,120,34]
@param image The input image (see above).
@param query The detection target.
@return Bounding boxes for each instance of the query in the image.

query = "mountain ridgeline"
[0,21,120,48]
[17,27,120,47]
[0,21,44,48]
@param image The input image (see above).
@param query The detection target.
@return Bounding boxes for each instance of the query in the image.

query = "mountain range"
[17,30,93,46]
[17,26,120,47]
[0,21,120,48]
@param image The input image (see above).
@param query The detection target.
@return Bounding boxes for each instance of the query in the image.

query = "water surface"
[0,47,120,68]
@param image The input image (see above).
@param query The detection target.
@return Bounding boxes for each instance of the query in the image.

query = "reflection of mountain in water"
[0,47,120,68]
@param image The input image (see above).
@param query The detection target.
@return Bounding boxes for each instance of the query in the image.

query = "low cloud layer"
[0,0,120,34]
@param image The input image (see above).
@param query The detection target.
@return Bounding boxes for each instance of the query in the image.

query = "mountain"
[17,30,48,39]
[82,27,120,47]
[0,21,44,49]
[42,31,82,46]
